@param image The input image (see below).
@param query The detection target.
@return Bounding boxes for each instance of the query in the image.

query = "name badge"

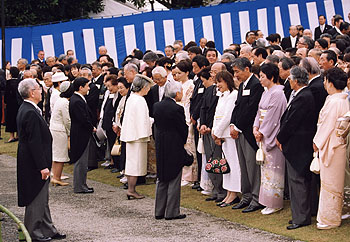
[109,94,115,98]
[96,84,101,89]
[242,89,250,96]
[198,88,204,94]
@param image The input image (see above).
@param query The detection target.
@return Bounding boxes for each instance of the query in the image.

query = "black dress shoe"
[192,183,200,189]
[32,236,52,242]
[117,174,124,179]
[288,220,292,224]
[88,187,94,192]
[232,201,250,209]
[51,232,66,240]
[75,189,94,194]
[242,204,265,213]
[122,183,128,189]
[155,215,164,220]
[287,223,310,230]
[215,197,224,203]
[111,168,121,173]
[205,197,217,201]
[165,214,186,220]
[197,187,204,191]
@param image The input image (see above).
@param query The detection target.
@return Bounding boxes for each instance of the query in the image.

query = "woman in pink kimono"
[313,67,350,229]
[253,63,287,215]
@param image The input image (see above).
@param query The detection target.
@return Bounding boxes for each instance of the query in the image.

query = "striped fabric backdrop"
[2,0,350,67]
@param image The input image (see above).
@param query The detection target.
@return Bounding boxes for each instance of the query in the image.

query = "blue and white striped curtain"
[1,0,350,67]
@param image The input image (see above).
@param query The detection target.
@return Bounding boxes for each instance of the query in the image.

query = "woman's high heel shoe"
[51,178,69,187]
[126,193,145,200]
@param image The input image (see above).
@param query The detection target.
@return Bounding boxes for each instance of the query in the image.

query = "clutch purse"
[256,142,265,165]
[205,144,230,174]
[310,152,320,174]
[111,139,121,156]
[197,135,204,154]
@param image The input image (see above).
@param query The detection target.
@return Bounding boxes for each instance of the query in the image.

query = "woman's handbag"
[197,135,204,154]
[205,145,230,174]
[256,142,265,165]
[310,152,320,174]
[111,139,121,156]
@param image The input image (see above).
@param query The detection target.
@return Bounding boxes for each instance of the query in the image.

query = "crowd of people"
[7,11,350,241]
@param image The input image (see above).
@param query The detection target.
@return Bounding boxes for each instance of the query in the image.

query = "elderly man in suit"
[300,57,328,216]
[314,15,332,40]
[154,80,188,220]
[276,66,315,230]
[281,25,299,50]
[17,79,65,241]
[69,77,97,194]
[230,57,264,213]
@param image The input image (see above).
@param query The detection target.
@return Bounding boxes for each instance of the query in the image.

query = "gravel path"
[0,155,301,242]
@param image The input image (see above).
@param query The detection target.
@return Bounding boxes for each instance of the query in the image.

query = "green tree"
[4,0,104,26]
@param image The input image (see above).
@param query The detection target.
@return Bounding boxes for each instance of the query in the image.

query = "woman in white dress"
[49,81,74,186]
[120,74,153,199]
[172,60,198,186]
[212,71,241,206]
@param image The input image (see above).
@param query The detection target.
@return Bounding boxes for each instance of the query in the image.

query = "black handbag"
[205,145,230,174]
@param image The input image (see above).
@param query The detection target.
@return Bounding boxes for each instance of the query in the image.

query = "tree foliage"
[4,0,104,26]
[119,0,205,9]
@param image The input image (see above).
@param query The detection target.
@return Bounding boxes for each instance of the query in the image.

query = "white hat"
[52,72,68,83]
[59,81,71,93]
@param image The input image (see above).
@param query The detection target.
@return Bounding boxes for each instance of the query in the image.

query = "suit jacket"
[145,84,161,118]
[314,24,332,40]
[230,74,264,151]
[69,93,94,163]
[85,82,99,126]
[102,94,121,132]
[281,36,299,50]
[277,87,315,174]
[190,76,205,121]
[153,97,188,182]
[17,101,52,206]
[282,79,292,101]
[327,27,340,39]
[93,74,104,88]
[308,75,328,135]
[200,85,218,129]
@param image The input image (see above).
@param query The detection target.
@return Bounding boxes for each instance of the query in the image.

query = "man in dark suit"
[36,50,45,66]
[327,14,343,39]
[278,57,295,100]
[190,55,210,189]
[230,57,264,213]
[145,66,168,118]
[314,15,333,40]
[199,37,207,55]
[276,66,315,230]
[154,80,188,220]
[17,79,65,241]
[300,57,328,216]
[81,68,100,170]
[69,77,96,194]
[281,25,299,50]
[199,67,226,202]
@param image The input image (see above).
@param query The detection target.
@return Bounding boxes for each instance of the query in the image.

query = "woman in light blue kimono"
[253,63,287,215]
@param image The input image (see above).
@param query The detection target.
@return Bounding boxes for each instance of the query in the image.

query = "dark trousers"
[235,133,261,206]
[155,171,182,218]
[310,173,320,216]
[193,124,201,182]
[106,129,120,169]
[286,159,312,225]
[24,180,58,240]
[74,138,91,193]
[203,133,226,199]
[120,141,126,171]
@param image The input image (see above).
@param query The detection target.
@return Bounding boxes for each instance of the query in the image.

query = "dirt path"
[0,155,300,242]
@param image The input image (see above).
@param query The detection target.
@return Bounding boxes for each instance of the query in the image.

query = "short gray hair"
[81,67,92,76]
[152,66,167,77]
[143,51,159,62]
[221,53,235,62]
[266,55,280,64]
[18,58,28,65]
[131,74,152,92]
[300,57,321,75]
[290,66,309,86]
[164,81,182,98]
[58,54,67,62]
[18,79,38,99]
[124,63,139,73]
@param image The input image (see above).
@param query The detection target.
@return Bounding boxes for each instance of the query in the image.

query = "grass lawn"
[1,126,349,242]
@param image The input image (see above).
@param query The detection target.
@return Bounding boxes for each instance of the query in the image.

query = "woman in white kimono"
[120,74,153,199]
[173,60,198,186]
[49,81,74,186]
[212,71,241,207]
[313,67,350,229]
